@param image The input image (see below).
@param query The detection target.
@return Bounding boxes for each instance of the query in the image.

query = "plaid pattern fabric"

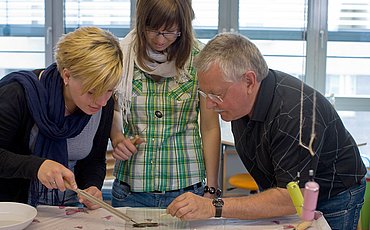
[114,48,206,192]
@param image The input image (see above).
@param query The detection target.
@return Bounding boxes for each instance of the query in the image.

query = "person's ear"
[62,68,71,86]
[241,71,257,94]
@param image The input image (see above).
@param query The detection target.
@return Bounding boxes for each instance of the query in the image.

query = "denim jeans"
[111,179,205,208]
[317,177,366,230]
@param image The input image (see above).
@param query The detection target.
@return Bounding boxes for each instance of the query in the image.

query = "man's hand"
[166,192,215,220]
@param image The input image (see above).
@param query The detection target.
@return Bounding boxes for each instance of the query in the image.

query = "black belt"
[150,182,203,194]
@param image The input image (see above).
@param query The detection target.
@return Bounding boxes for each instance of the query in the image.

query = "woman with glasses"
[0,27,123,209]
[110,0,221,207]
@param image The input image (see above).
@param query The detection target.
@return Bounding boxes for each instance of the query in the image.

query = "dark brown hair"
[135,0,195,71]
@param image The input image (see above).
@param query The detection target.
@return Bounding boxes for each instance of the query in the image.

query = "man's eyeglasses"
[198,90,223,104]
[146,30,181,40]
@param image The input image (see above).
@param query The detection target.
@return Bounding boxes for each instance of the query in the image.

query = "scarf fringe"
[30,179,66,207]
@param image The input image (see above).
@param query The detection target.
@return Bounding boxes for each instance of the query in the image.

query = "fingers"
[78,186,102,210]
[38,160,77,192]
[112,137,140,160]
[167,192,213,220]
[48,180,57,190]
[130,135,145,145]
[167,192,193,219]
[63,177,78,191]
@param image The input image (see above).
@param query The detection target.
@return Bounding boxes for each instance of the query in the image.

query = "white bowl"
[0,202,37,230]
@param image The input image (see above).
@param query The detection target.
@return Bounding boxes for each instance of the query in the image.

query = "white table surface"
[26,205,330,230]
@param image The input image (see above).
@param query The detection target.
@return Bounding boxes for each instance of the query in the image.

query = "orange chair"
[228,173,259,194]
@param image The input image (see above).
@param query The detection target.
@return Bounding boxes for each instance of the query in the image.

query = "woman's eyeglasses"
[146,30,181,40]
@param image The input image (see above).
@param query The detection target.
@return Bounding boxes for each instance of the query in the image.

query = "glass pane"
[64,0,131,37]
[239,0,307,29]
[192,0,218,39]
[327,0,370,97]
[0,0,45,77]
[0,0,44,25]
[253,40,306,79]
[326,42,370,97]
[192,0,218,29]
[328,0,370,31]
[238,1,307,80]
[339,111,370,160]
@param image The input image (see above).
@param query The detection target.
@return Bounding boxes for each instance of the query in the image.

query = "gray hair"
[194,32,269,82]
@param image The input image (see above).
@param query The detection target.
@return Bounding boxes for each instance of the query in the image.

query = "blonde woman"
[0,26,123,209]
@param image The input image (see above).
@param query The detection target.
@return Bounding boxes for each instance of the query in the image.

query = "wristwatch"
[212,197,224,218]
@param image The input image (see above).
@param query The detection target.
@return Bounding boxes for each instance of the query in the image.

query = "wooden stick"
[74,188,138,224]
[357,142,367,147]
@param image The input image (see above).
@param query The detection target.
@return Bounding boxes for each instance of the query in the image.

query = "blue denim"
[317,177,366,230]
[111,179,205,208]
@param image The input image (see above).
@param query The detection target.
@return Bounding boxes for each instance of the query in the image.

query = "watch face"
[212,198,224,207]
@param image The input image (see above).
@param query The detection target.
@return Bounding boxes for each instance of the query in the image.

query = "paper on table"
[27,206,126,229]
[27,206,330,230]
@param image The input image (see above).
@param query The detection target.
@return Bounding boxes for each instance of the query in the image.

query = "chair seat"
[228,173,259,191]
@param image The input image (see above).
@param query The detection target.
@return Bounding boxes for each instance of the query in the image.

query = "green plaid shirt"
[114,48,206,192]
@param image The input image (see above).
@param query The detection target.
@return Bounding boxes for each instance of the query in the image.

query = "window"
[327,0,370,156]
[192,0,218,40]
[0,0,45,77]
[1,0,369,158]
[64,0,131,36]
[239,0,307,79]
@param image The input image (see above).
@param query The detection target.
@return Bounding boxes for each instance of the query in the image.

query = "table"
[26,206,329,230]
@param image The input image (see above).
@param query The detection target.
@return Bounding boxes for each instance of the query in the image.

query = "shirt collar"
[250,69,275,122]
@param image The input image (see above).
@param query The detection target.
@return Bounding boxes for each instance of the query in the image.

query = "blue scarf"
[0,63,91,205]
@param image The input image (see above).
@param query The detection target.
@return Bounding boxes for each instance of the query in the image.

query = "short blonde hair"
[54,26,123,99]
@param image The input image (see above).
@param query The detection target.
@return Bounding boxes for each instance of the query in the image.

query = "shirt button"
[155,110,163,118]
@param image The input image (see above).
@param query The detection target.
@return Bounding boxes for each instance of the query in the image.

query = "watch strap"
[213,198,224,218]
[215,205,222,217]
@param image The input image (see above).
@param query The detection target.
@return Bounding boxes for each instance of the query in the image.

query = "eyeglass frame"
[146,29,181,40]
[198,79,240,104]
[198,90,224,104]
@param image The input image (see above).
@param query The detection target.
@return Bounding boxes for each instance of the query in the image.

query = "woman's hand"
[77,186,103,210]
[110,110,144,161]
[37,159,77,191]
[111,133,144,160]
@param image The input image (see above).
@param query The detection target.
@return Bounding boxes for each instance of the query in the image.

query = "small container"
[287,181,304,216]
[301,180,320,221]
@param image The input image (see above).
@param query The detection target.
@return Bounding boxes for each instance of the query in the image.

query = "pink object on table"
[301,181,320,221]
